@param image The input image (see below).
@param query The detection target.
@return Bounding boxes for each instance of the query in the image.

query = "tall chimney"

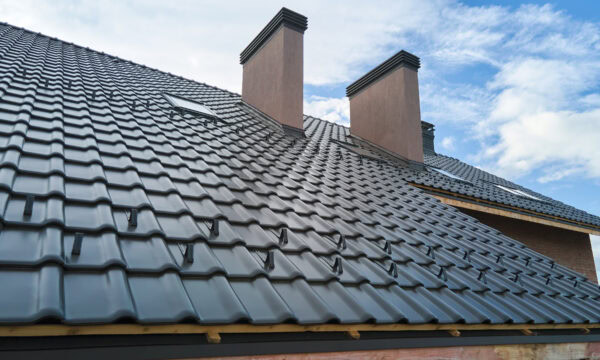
[346,50,424,163]
[240,8,307,135]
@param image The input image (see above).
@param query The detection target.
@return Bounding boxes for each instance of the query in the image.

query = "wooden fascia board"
[1,322,600,337]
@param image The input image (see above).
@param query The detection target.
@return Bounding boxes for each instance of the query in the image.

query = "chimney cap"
[240,7,308,64]
[346,50,420,97]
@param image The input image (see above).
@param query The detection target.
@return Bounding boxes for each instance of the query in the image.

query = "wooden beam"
[1,322,599,338]
[346,330,360,340]
[448,329,461,337]
[206,331,221,344]
[520,329,534,336]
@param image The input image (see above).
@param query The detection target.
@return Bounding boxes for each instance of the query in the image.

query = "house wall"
[461,209,598,283]
[196,342,600,360]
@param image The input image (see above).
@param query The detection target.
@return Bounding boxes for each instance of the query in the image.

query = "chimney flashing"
[240,8,308,65]
[346,50,420,97]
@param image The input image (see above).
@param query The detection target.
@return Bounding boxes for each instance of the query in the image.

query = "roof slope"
[325,124,600,229]
[423,152,600,228]
[1,22,600,327]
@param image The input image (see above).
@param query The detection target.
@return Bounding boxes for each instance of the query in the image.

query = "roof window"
[430,167,470,183]
[495,185,541,201]
[164,94,217,118]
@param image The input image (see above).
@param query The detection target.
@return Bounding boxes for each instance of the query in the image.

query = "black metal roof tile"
[65,232,124,268]
[272,279,337,324]
[155,214,203,241]
[64,203,114,230]
[0,265,63,323]
[228,277,294,324]
[128,272,196,323]
[0,23,598,329]
[182,275,248,323]
[310,282,374,323]
[63,268,135,323]
[113,208,161,236]
[0,226,62,265]
[120,236,176,272]
[107,186,151,208]
[212,245,266,278]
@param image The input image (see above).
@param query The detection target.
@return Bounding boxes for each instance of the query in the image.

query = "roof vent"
[347,50,424,164]
[240,8,307,134]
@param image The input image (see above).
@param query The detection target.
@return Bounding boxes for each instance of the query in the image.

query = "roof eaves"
[4,322,600,338]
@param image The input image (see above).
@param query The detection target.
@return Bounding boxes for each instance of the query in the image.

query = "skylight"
[164,94,217,118]
[430,167,468,182]
[495,185,542,201]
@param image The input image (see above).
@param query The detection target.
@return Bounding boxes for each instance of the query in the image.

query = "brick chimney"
[240,8,307,135]
[346,50,424,163]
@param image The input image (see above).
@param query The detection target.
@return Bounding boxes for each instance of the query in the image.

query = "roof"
[332,127,600,230]
[1,21,600,330]
[422,152,600,227]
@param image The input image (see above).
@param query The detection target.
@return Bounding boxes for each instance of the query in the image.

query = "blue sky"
[1,0,599,273]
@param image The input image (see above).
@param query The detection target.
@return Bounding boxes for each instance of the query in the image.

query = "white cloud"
[304,96,349,125]
[441,136,456,151]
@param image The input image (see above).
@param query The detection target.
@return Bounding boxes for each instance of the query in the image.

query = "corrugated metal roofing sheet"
[0,22,599,328]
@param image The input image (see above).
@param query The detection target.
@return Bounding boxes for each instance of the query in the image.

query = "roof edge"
[346,50,420,97]
[2,322,600,338]
[240,7,308,64]
[5,328,600,359]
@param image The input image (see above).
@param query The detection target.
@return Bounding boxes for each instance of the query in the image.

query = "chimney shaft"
[240,8,307,134]
[346,50,424,163]
[422,121,435,154]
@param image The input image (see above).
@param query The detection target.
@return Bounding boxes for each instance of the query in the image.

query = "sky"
[1,0,599,274]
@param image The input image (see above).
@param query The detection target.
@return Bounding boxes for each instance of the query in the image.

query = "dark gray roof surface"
[330,123,600,229]
[421,152,600,228]
[1,22,600,327]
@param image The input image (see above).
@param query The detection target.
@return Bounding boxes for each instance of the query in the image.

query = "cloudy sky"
[1,0,599,274]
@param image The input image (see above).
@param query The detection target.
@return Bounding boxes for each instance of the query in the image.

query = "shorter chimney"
[346,50,424,163]
[240,8,307,135]
[421,121,435,154]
